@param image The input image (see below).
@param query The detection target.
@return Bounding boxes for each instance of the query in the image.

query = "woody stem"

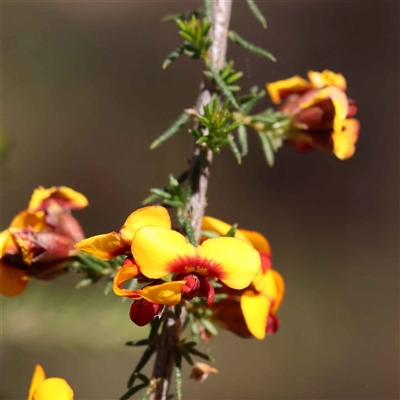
[148,2,232,400]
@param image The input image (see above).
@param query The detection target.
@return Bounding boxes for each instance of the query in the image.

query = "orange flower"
[0,186,87,297]
[202,216,284,340]
[76,206,261,326]
[266,70,360,160]
[28,364,73,400]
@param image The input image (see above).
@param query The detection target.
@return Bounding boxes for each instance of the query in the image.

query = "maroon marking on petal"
[168,254,225,280]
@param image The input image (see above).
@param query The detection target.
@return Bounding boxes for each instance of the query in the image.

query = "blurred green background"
[1,1,399,399]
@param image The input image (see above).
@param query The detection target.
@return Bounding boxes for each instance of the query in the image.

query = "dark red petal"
[129,300,161,327]
[266,313,280,334]
[199,277,215,307]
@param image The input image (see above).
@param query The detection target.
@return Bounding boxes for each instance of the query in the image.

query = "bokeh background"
[1,1,399,399]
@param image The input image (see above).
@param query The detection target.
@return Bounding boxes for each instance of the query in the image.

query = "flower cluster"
[267,69,360,160]
[202,216,284,340]
[0,186,87,297]
[28,364,73,400]
[75,206,261,326]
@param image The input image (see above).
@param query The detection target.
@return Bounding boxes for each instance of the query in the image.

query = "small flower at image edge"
[266,69,360,160]
[28,364,73,400]
[0,186,88,297]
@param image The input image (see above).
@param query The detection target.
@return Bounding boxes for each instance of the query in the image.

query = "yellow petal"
[240,290,271,340]
[0,261,28,297]
[266,75,311,104]
[252,268,266,293]
[119,206,171,245]
[0,229,17,257]
[32,378,74,400]
[332,118,360,160]
[10,210,47,230]
[299,86,348,133]
[308,70,347,91]
[271,270,285,313]
[139,281,185,306]
[198,237,261,290]
[28,186,88,211]
[201,216,250,243]
[112,263,141,298]
[28,364,46,400]
[75,232,128,260]
[132,226,196,279]
[239,229,271,253]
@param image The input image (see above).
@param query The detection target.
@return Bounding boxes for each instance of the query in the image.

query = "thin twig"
[148,2,232,400]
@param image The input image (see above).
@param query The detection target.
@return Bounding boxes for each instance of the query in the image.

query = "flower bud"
[9,228,74,265]
[129,300,161,326]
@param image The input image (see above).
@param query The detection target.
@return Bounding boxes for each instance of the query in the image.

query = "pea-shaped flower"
[1,186,87,297]
[266,70,360,160]
[76,206,261,325]
[202,216,284,340]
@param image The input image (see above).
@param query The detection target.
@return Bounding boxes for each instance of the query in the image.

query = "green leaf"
[228,135,242,164]
[188,313,200,343]
[120,383,148,400]
[75,278,93,289]
[142,193,160,206]
[127,347,155,388]
[237,124,248,156]
[150,112,191,149]
[135,373,150,384]
[178,345,194,365]
[175,353,183,400]
[224,223,238,237]
[226,71,243,84]
[213,293,228,302]
[224,121,241,134]
[200,230,221,239]
[240,90,266,114]
[228,31,276,62]
[183,219,197,246]
[163,44,185,69]
[150,188,172,199]
[163,199,184,208]
[258,131,275,167]
[125,339,149,347]
[175,19,186,31]
[245,0,267,28]
[180,31,194,43]
[185,345,216,362]
[208,63,239,109]
[104,278,113,295]
[149,318,161,342]
[200,318,218,336]
[204,0,212,21]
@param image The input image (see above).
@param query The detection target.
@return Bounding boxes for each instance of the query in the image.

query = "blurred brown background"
[1,1,399,399]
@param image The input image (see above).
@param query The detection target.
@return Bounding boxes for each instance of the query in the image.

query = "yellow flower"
[28,364,73,400]
[76,206,261,325]
[266,70,360,160]
[202,216,284,340]
[1,186,87,297]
